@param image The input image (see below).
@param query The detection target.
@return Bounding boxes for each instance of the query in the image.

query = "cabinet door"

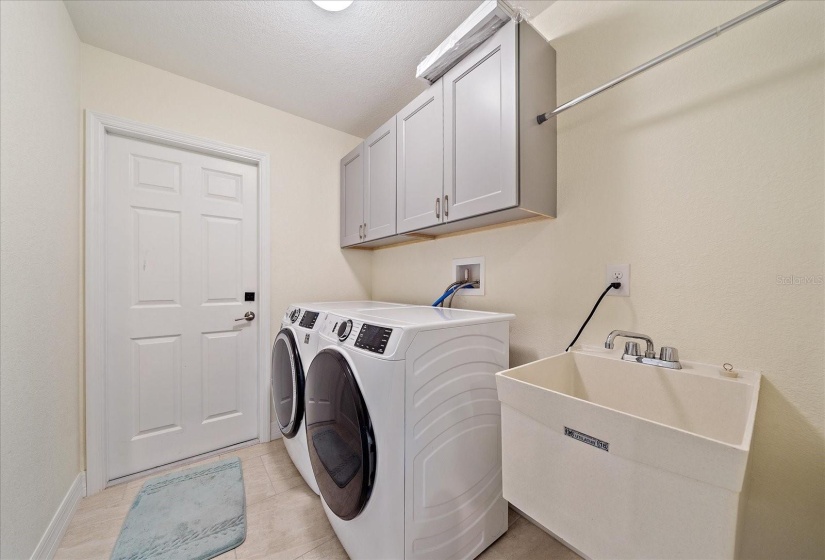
[444,20,517,222]
[340,143,365,247]
[364,117,397,242]
[396,82,444,233]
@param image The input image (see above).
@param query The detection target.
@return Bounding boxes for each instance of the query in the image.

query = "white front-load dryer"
[271,302,408,496]
[272,307,321,494]
[304,307,515,560]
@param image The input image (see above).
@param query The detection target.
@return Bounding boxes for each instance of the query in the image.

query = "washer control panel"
[355,324,393,354]
[323,313,402,358]
[299,310,319,329]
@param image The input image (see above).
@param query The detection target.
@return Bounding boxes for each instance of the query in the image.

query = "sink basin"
[496,348,760,559]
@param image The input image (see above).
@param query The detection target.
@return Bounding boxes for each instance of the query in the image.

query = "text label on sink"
[564,427,609,452]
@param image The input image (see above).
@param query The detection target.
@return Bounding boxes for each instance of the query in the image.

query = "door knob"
[235,311,255,322]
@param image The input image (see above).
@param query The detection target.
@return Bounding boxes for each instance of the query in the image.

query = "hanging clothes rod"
[536,0,786,124]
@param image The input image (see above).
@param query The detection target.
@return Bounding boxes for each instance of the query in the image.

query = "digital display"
[299,311,319,329]
[355,324,393,354]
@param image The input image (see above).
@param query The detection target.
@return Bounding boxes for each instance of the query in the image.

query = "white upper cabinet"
[340,143,364,247]
[341,19,555,248]
[364,117,397,242]
[396,82,444,234]
[444,20,518,222]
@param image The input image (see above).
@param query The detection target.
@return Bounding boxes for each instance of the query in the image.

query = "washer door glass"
[271,328,304,439]
[305,348,375,520]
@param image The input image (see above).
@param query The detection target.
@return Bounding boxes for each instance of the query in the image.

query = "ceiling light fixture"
[312,0,353,12]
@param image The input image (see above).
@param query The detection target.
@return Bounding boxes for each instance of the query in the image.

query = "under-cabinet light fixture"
[312,1,353,12]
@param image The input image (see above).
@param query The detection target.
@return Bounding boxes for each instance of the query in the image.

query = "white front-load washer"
[271,301,408,495]
[304,306,515,559]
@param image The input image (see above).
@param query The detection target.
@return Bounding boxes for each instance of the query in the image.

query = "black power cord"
[565,282,622,352]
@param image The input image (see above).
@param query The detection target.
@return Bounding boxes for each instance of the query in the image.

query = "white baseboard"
[31,471,86,560]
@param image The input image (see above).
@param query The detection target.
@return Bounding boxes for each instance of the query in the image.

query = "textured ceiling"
[65,0,491,137]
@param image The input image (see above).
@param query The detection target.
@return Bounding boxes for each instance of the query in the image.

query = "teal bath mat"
[111,457,246,560]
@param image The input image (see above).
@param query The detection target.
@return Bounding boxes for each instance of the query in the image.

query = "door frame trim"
[84,111,271,495]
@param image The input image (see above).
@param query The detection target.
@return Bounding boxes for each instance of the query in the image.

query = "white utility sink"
[496,347,760,560]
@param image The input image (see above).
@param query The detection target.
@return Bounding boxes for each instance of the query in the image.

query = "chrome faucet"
[605,330,682,370]
[605,330,656,358]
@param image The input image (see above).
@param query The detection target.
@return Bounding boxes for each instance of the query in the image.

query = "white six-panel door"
[105,134,259,480]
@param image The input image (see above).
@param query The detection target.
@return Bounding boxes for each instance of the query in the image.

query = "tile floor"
[55,440,580,560]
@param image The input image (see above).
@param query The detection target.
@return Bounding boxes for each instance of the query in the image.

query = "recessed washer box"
[453,256,485,296]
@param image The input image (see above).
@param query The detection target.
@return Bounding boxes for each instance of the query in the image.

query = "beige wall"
[371,1,824,558]
[0,2,82,558]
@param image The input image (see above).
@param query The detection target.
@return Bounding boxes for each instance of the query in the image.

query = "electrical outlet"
[605,264,630,296]
[452,257,485,296]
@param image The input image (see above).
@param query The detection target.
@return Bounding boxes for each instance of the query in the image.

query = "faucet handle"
[659,346,679,362]
[624,341,641,357]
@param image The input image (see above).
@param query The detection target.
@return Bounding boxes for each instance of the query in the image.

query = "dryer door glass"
[305,349,375,520]
[271,328,304,438]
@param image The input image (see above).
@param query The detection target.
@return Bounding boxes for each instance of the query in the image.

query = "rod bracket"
[536,113,549,125]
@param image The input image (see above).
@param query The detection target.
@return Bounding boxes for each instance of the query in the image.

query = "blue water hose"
[431,286,459,307]
[432,283,476,307]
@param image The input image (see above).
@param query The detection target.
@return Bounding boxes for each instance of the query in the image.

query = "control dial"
[289,308,301,323]
[337,319,353,341]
